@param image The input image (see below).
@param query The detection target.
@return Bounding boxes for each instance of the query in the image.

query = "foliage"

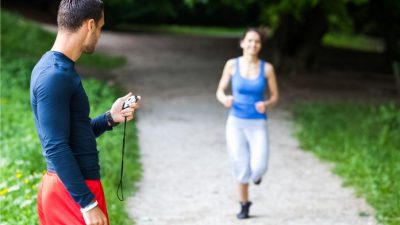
[0,10,125,69]
[257,0,367,31]
[322,32,384,53]
[0,10,140,225]
[117,23,243,37]
[104,0,180,25]
[0,57,43,225]
[293,102,400,225]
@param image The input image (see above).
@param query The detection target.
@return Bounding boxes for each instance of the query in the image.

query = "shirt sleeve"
[91,113,112,137]
[35,73,94,208]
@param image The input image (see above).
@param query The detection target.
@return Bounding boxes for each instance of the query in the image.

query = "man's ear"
[87,19,96,32]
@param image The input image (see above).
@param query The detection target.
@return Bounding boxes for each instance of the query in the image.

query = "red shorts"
[37,172,109,225]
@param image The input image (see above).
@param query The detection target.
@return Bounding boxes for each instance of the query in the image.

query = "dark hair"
[57,0,104,32]
[240,27,268,44]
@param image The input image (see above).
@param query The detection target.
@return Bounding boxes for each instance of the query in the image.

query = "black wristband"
[106,111,119,127]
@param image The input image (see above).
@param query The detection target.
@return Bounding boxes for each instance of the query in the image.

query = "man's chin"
[83,47,96,54]
[83,50,95,54]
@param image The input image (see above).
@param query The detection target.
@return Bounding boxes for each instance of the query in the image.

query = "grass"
[322,32,385,53]
[0,10,140,225]
[1,10,125,69]
[116,23,244,37]
[293,102,400,225]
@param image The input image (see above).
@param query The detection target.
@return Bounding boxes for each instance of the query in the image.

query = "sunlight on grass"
[117,23,243,37]
[323,32,385,53]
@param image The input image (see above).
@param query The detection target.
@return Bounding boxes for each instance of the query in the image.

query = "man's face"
[83,13,105,54]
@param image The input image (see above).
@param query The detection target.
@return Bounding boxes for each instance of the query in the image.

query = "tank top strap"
[260,60,266,80]
[235,57,240,76]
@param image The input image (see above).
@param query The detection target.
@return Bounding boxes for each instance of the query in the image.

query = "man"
[30,1,139,224]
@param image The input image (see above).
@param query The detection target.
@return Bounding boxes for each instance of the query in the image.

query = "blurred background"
[3,0,400,77]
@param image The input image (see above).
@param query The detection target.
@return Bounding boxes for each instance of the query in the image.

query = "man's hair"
[57,0,104,32]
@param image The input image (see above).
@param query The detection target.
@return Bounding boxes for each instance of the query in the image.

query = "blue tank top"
[230,57,268,119]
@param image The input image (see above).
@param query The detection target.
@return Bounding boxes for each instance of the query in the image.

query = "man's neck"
[51,31,83,62]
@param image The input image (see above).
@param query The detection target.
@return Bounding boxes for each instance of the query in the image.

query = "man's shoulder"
[32,53,79,87]
[32,67,78,89]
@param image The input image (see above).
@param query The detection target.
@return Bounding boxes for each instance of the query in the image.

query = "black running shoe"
[254,178,262,185]
[237,201,252,219]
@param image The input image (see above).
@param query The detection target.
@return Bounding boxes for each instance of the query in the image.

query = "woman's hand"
[255,101,267,113]
[109,93,141,123]
[223,95,234,108]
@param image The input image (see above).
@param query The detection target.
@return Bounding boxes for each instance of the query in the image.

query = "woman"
[216,28,279,219]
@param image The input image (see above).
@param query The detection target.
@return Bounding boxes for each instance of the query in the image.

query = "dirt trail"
[93,30,378,225]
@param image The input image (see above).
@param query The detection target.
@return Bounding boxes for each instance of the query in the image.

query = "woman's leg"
[226,117,251,184]
[237,183,252,219]
[226,117,253,219]
[245,120,269,183]
[239,183,249,202]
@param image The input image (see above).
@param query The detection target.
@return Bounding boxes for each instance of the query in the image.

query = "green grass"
[117,23,243,37]
[293,102,400,225]
[0,10,140,225]
[322,32,385,53]
[1,10,125,69]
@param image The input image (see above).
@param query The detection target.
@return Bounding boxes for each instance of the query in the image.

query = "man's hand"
[110,92,141,123]
[82,206,108,225]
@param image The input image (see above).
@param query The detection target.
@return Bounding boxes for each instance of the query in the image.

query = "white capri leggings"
[226,116,269,184]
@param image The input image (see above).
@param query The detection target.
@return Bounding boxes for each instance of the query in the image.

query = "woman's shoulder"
[224,58,238,69]
[226,58,238,65]
[262,60,274,72]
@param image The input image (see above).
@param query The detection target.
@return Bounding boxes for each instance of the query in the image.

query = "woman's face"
[240,31,262,56]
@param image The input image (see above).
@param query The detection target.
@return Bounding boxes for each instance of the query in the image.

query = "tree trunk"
[369,0,400,66]
[269,4,328,75]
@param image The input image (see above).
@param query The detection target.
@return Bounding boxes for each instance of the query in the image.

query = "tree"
[4,0,399,74]
[187,0,399,74]
[260,0,399,74]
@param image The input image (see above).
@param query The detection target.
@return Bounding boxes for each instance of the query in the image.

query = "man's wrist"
[106,111,119,127]
[80,200,98,213]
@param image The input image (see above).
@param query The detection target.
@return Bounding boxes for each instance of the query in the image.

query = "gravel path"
[94,31,378,225]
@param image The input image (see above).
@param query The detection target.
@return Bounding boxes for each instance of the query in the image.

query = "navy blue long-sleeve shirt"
[30,51,112,208]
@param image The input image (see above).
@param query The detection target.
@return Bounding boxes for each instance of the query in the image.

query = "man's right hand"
[82,206,108,225]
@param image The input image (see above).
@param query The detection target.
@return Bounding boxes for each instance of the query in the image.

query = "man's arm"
[91,113,112,137]
[35,74,94,208]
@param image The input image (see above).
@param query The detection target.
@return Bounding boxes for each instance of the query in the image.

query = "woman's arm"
[264,63,279,109]
[255,63,279,113]
[216,59,235,107]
